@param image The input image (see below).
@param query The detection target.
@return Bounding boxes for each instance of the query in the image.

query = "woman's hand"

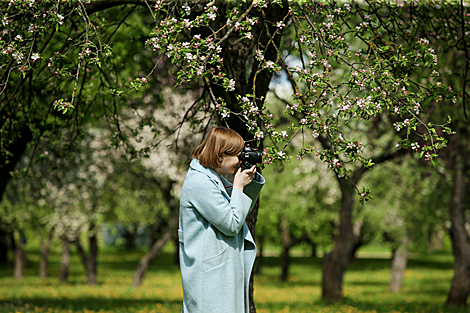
[233,165,256,191]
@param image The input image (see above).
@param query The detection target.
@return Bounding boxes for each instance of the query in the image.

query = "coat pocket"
[202,247,230,312]
[202,246,229,273]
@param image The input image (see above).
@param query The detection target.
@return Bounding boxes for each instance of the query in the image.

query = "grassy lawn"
[0,247,468,313]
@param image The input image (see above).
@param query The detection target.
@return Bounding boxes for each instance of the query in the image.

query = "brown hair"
[191,127,245,169]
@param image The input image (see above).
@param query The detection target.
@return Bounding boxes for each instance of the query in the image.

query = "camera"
[239,144,263,170]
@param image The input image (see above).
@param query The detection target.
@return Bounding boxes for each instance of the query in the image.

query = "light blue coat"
[178,158,265,313]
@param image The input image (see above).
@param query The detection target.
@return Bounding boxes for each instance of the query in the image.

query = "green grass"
[0,247,468,313]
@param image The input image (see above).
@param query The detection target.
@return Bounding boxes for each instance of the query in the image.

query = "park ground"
[0,244,469,313]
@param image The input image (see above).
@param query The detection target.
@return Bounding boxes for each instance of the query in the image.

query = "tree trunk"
[124,226,137,251]
[310,241,317,258]
[13,230,27,280]
[88,228,98,285]
[446,135,470,306]
[75,224,99,285]
[280,215,291,282]
[434,229,444,251]
[0,228,10,263]
[349,220,366,262]
[0,126,32,202]
[172,233,179,266]
[246,200,260,313]
[39,229,54,278]
[254,235,264,275]
[427,228,435,252]
[133,178,178,287]
[133,214,177,287]
[389,236,409,293]
[59,237,71,282]
[322,181,355,302]
[149,218,165,247]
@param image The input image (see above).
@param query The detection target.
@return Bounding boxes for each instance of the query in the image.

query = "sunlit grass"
[0,247,468,313]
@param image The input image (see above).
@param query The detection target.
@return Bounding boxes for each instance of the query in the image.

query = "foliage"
[1,0,461,202]
[0,1,167,192]
[357,155,451,251]
[144,1,453,172]
[101,161,168,230]
[258,153,339,251]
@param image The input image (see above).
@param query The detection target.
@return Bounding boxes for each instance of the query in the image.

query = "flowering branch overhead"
[1,0,464,204]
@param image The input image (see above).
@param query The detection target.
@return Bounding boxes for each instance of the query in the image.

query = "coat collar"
[190,158,231,198]
[189,158,220,181]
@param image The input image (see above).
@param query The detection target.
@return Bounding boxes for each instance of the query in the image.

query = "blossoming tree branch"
[0,0,454,201]
[134,0,453,202]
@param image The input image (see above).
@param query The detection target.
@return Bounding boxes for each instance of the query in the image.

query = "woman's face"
[216,153,241,175]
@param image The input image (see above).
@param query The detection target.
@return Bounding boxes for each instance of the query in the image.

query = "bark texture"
[13,230,27,280]
[39,229,54,278]
[0,229,10,263]
[446,130,470,306]
[59,238,71,282]
[133,179,178,287]
[322,181,355,301]
[133,215,177,287]
[318,133,406,302]
[0,126,32,202]
[75,224,99,285]
[389,236,409,293]
[280,216,291,282]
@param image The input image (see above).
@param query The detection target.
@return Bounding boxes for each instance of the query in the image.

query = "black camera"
[239,144,263,170]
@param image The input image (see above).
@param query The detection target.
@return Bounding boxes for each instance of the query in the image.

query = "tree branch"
[85,0,148,15]
[84,0,206,15]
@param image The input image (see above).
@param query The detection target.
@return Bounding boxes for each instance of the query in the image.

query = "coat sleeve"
[187,172,253,236]
[242,172,265,210]
[220,172,265,211]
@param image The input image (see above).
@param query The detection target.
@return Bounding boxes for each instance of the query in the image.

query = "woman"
[178,127,265,313]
